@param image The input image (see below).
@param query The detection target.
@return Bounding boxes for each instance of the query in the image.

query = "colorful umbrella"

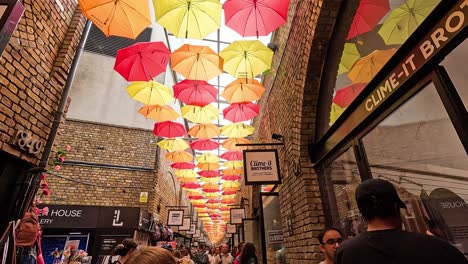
[177,176,199,183]
[154,0,222,39]
[338,43,361,75]
[224,161,243,169]
[222,138,251,151]
[79,0,151,39]
[126,81,174,105]
[197,162,221,171]
[203,183,220,193]
[222,175,242,181]
[188,124,221,139]
[223,103,259,123]
[190,139,220,151]
[220,151,243,161]
[221,198,236,204]
[196,153,220,163]
[347,48,396,83]
[378,0,439,45]
[171,44,224,81]
[219,40,273,79]
[157,138,189,151]
[175,169,198,178]
[333,83,366,108]
[173,80,218,106]
[183,182,202,189]
[114,42,170,81]
[198,170,221,177]
[153,121,186,138]
[182,105,219,123]
[329,103,346,125]
[222,78,265,103]
[204,192,221,198]
[138,105,180,122]
[223,168,244,175]
[187,192,204,200]
[171,162,196,169]
[221,123,254,138]
[224,0,289,37]
[166,151,193,162]
[346,0,390,40]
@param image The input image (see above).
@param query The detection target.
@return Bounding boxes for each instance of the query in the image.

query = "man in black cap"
[336,179,467,264]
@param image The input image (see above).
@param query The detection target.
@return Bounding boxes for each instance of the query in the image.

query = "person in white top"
[220,244,234,264]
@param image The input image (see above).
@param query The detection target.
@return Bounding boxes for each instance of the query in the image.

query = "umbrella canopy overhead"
[220,40,273,79]
[188,124,221,138]
[222,78,265,103]
[79,0,151,39]
[190,139,220,151]
[138,105,180,122]
[198,170,222,177]
[166,151,194,162]
[154,0,222,39]
[333,83,367,108]
[182,105,220,123]
[346,0,390,40]
[222,138,251,151]
[175,169,198,178]
[196,153,220,163]
[221,123,254,138]
[171,44,224,81]
[378,0,439,45]
[338,43,361,75]
[329,103,346,125]
[126,81,174,105]
[174,80,218,106]
[157,138,189,151]
[224,0,290,37]
[171,162,196,169]
[114,42,170,81]
[197,162,221,171]
[347,48,396,83]
[153,121,186,138]
[223,103,259,123]
[220,151,243,161]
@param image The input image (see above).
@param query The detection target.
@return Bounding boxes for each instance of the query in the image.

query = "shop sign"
[428,188,468,227]
[179,218,191,231]
[267,230,283,244]
[98,207,140,229]
[243,149,281,185]
[12,130,44,155]
[226,224,236,234]
[361,0,468,114]
[187,224,196,235]
[230,208,245,225]
[167,210,184,226]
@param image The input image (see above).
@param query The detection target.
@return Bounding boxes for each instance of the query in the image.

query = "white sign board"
[243,150,281,185]
[167,210,184,226]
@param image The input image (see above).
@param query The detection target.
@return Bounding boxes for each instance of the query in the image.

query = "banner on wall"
[243,149,281,185]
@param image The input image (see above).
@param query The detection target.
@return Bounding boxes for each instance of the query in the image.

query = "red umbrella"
[222,175,242,181]
[171,162,196,169]
[220,151,243,161]
[153,121,186,138]
[190,139,220,151]
[223,103,259,123]
[193,204,207,208]
[333,83,366,108]
[223,190,237,195]
[347,0,390,40]
[182,182,201,189]
[173,80,218,106]
[198,170,221,177]
[114,42,170,81]
[224,0,290,37]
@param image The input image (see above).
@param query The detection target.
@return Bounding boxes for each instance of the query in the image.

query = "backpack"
[151,224,161,241]
[193,252,208,264]
[15,211,39,247]
[161,225,169,241]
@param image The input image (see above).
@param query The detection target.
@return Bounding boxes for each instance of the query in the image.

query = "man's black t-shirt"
[335,229,467,264]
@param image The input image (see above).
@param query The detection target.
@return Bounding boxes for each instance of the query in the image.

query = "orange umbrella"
[79,0,151,39]
[166,151,193,162]
[348,49,397,83]
[222,78,265,103]
[222,138,252,151]
[171,44,223,81]
[223,168,243,175]
[197,162,221,171]
[138,105,180,122]
[188,124,221,138]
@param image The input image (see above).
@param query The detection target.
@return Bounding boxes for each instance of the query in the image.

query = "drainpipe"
[19,20,92,216]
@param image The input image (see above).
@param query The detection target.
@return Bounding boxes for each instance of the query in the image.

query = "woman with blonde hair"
[126,247,177,264]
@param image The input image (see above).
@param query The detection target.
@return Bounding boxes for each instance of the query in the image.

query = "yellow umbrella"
[223,168,243,175]
[222,138,252,151]
[126,81,174,105]
[154,0,222,39]
[171,44,223,81]
[221,78,266,103]
[223,161,244,169]
[196,153,220,163]
[166,151,193,162]
[188,123,221,138]
[197,162,221,171]
[157,138,189,151]
[204,192,222,198]
[329,103,345,125]
[338,43,361,75]
[138,105,180,122]
[182,105,219,123]
[177,176,199,183]
[347,49,397,83]
[219,40,273,79]
[221,123,254,138]
[222,181,241,188]
[175,169,197,178]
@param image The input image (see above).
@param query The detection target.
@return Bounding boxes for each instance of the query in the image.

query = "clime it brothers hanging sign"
[243,149,281,185]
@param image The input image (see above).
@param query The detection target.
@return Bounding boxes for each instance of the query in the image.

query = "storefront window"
[362,83,468,255]
[441,40,468,110]
[319,148,365,238]
[261,194,283,264]
[330,0,441,125]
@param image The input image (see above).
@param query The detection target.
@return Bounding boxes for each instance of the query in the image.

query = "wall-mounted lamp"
[267,43,278,52]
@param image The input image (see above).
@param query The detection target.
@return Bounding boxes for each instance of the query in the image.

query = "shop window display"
[362,83,468,255]
[441,40,468,111]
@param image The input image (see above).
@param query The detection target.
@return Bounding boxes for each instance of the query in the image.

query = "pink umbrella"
[153,121,186,138]
[173,80,218,106]
[347,0,390,40]
[222,175,242,181]
[198,170,221,177]
[220,151,243,161]
[223,103,259,123]
[114,42,170,81]
[171,162,196,169]
[333,83,366,108]
[190,139,220,151]
[182,182,201,189]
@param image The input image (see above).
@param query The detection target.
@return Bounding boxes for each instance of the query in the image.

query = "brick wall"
[0,0,85,165]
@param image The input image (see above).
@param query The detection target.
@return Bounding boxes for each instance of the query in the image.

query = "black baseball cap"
[355,179,406,210]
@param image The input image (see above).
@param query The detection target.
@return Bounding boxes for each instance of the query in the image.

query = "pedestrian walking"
[318,228,343,264]
[125,247,177,264]
[220,244,234,264]
[110,239,138,264]
[336,179,468,264]
[238,243,258,264]
[192,244,209,264]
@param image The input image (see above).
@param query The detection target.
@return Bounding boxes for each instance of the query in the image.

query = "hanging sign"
[187,224,196,235]
[167,210,184,226]
[226,224,237,234]
[179,217,191,231]
[243,149,281,185]
[139,192,148,203]
[193,230,201,238]
[230,208,245,225]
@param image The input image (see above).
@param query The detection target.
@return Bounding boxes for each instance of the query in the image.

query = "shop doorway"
[260,193,284,264]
